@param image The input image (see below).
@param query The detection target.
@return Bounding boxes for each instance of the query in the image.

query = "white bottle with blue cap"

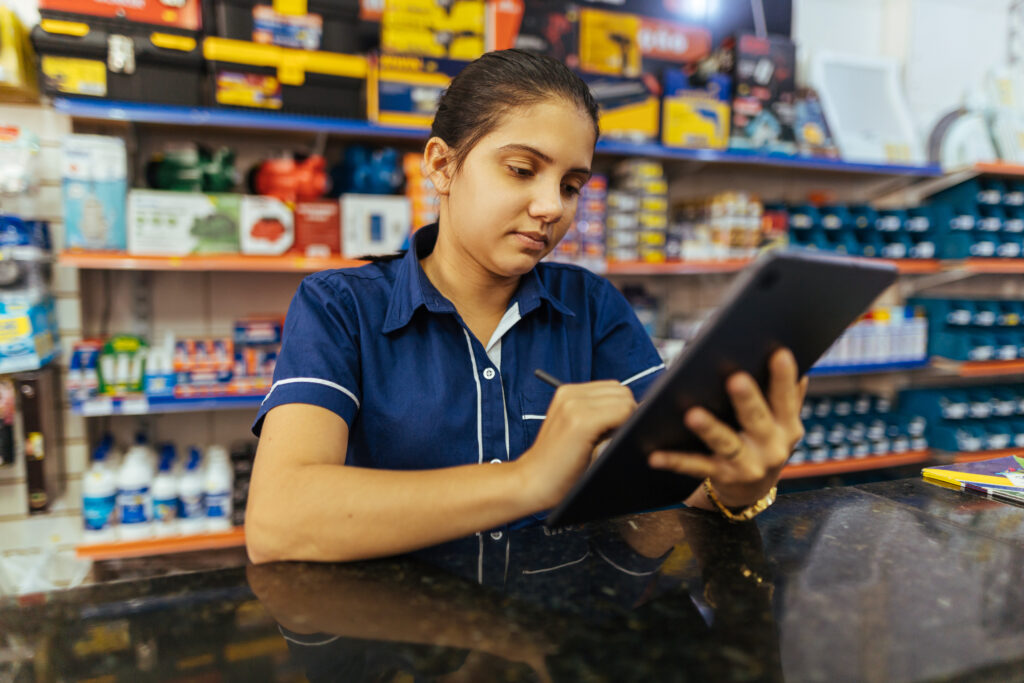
[116,436,155,540]
[204,444,233,532]
[152,444,179,536]
[82,434,117,542]
[177,447,206,535]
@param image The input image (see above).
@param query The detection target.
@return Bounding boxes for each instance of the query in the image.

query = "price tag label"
[121,397,150,415]
[81,397,113,416]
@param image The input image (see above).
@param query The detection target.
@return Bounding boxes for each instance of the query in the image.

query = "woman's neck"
[420,226,521,342]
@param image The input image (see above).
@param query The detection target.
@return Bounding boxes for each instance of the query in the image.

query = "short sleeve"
[589,278,665,399]
[252,275,362,436]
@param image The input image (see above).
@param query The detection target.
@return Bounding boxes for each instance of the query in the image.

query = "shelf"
[808,359,931,377]
[605,257,939,276]
[780,449,932,479]
[71,393,265,416]
[54,98,943,176]
[958,259,1024,274]
[59,251,366,272]
[76,527,245,560]
[971,161,1024,177]
[932,358,1024,378]
[951,448,1022,463]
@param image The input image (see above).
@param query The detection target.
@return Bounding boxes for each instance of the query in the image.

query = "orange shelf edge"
[935,358,1024,377]
[76,527,246,560]
[972,161,1024,177]
[59,251,367,272]
[962,258,1024,274]
[780,449,932,479]
[952,448,1023,463]
[604,259,752,274]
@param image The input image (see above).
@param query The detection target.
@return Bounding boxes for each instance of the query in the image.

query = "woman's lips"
[512,232,548,250]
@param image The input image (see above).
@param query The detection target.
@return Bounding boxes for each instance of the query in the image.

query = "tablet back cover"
[547,250,897,527]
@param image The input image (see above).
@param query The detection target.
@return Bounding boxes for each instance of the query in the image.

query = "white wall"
[794,0,1014,148]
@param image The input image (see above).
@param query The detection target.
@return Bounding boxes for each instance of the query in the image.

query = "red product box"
[292,200,342,257]
[40,0,203,31]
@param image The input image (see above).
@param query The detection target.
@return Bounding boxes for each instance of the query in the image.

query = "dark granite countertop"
[2,479,1024,681]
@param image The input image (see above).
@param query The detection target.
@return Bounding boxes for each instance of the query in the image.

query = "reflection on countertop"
[2,479,1024,681]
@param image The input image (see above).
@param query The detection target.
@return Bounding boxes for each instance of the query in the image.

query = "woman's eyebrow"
[497,143,591,176]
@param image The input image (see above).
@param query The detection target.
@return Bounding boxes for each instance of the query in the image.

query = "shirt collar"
[381,223,576,334]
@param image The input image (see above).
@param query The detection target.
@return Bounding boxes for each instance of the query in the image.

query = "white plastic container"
[204,445,233,532]
[116,445,154,540]
[152,444,179,537]
[177,448,206,535]
[82,435,117,543]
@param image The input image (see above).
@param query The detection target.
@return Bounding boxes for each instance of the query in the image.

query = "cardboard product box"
[292,200,341,257]
[128,190,241,256]
[661,70,731,150]
[0,298,59,375]
[724,34,797,154]
[62,135,128,251]
[240,195,294,255]
[577,5,710,77]
[368,54,467,129]
[381,0,484,60]
[582,73,660,143]
[341,194,411,258]
[485,0,580,63]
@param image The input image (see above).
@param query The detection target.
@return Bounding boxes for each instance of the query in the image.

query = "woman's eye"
[562,184,581,197]
[508,166,532,177]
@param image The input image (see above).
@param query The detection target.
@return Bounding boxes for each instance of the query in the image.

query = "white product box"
[341,194,411,258]
[127,190,241,256]
[62,135,127,251]
[240,195,294,255]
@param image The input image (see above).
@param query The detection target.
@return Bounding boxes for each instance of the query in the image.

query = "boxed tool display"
[367,53,467,129]
[381,0,485,60]
[31,16,203,105]
[39,0,203,33]
[205,0,367,53]
[127,190,241,256]
[203,37,367,116]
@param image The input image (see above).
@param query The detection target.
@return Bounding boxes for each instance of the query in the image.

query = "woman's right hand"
[513,381,637,511]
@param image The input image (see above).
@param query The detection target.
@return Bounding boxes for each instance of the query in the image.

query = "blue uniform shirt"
[253,223,665,524]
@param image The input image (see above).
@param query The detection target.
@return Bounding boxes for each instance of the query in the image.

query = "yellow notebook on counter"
[923,455,1024,506]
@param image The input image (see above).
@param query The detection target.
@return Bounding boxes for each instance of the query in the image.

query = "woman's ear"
[423,137,455,195]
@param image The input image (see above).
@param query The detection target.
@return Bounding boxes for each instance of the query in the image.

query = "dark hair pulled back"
[430,49,600,171]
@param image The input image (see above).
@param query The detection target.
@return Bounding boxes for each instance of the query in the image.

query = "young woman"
[245,49,807,564]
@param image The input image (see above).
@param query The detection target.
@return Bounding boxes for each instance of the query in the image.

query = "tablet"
[546,249,898,527]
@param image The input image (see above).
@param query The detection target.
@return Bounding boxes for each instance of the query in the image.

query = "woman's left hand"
[647,347,808,509]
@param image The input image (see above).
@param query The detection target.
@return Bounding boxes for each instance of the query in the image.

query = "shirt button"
[490,531,503,540]
[489,458,502,464]
[483,368,496,380]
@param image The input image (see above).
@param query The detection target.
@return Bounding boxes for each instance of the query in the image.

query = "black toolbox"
[31,16,203,105]
[203,37,367,117]
[204,0,376,53]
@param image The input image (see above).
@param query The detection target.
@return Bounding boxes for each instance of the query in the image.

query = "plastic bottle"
[204,445,233,532]
[152,444,179,537]
[82,434,117,542]
[177,447,206,535]
[116,442,154,540]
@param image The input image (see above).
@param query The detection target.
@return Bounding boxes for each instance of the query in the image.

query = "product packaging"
[340,194,411,257]
[240,195,294,255]
[128,190,241,256]
[62,135,128,251]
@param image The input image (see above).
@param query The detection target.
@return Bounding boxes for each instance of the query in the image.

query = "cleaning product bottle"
[116,440,154,540]
[82,434,117,542]
[204,444,233,532]
[152,444,179,537]
[177,447,205,535]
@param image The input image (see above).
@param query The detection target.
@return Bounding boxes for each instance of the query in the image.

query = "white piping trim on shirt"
[621,363,666,387]
[277,626,341,647]
[262,377,361,409]
[522,551,592,575]
[594,546,659,576]
[522,414,547,420]
[463,330,484,465]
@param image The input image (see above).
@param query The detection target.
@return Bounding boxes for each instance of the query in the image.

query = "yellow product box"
[0,8,39,102]
[382,0,484,59]
[662,94,730,150]
[368,54,467,128]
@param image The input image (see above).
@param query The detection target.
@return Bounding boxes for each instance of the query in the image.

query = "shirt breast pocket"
[518,387,556,450]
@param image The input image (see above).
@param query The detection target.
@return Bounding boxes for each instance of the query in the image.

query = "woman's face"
[437,98,596,278]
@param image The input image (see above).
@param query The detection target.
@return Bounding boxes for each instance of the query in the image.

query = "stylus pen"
[534,368,564,388]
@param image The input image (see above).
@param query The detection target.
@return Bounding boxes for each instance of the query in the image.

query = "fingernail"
[649,452,665,467]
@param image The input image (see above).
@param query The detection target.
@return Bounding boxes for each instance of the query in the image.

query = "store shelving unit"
[931,358,1024,378]
[76,527,246,560]
[808,359,931,377]
[71,394,266,417]
[59,251,366,272]
[779,449,933,479]
[54,97,944,177]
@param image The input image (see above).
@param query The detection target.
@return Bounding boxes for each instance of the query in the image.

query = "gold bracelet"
[702,478,777,522]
